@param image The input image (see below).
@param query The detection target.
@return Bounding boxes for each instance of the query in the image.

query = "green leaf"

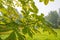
[44,0,49,5]
[0,0,2,3]
[7,6,20,20]
[28,31,33,38]
[22,27,33,38]
[0,24,12,32]
[39,0,44,2]
[33,28,40,33]
[0,21,5,24]
[0,3,3,8]
[27,28,33,38]
[22,27,27,34]
[7,0,13,3]
[50,0,54,2]
[5,31,17,40]
[30,2,38,13]
[0,38,2,40]
[1,16,11,23]
[0,8,7,15]
[17,32,26,40]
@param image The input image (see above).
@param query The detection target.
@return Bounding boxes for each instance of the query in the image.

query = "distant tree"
[57,9,60,27]
[57,17,60,27]
[45,11,59,28]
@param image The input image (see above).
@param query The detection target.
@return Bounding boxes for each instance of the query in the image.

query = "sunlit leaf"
[44,0,49,5]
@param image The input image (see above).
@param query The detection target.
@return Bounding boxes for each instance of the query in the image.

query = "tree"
[45,11,59,28]
[0,0,56,40]
[57,16,60,28]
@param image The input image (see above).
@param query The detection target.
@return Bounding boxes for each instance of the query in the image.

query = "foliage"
[58,17,60,27]
[45,11,59,28]
[0,0,56,40]
[27,29,60,40]
[39,0,54,5]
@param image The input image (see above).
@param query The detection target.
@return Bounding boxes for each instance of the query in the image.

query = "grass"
[0,29,60,40]
[26,29,60,40]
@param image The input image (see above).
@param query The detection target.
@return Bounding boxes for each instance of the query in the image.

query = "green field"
[26,29,60,40]
[0,29,60,40]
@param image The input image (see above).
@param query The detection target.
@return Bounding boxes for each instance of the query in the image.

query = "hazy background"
[34,0,60,16]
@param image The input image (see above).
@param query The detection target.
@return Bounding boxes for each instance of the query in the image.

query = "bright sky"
[34,0,60,16]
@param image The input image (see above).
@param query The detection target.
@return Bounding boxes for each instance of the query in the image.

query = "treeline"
[45,9,60,29]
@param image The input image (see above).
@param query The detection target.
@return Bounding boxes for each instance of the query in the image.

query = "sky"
[34,0,60,16]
